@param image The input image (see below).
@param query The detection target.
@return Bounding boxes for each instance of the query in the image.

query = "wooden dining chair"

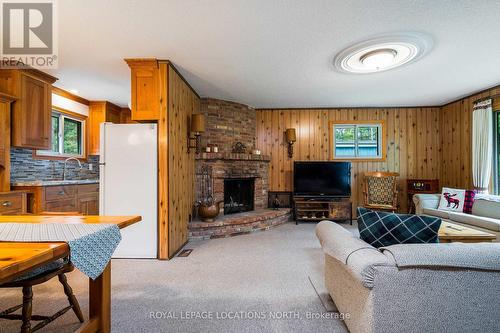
[0,211,84,333]
[363,171,400,212]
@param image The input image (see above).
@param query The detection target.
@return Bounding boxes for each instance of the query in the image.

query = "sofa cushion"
[357,207,442,247]
[381,243,500,271]
[472,198,500,220]
[422,207,450,219]
[449,212,500,232]
[463,190,476,214]
[438,187,466,212]
[316,221,392,289]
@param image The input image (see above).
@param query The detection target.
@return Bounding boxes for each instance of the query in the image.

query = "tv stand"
[293,196,352,225]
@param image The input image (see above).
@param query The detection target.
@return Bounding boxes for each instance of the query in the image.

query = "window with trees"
[330,121,385,160]
[36,108,86,158]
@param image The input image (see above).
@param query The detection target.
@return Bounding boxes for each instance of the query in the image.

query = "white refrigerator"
[99,123,158,258]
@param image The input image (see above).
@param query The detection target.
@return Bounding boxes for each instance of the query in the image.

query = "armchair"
[363,171,399,212]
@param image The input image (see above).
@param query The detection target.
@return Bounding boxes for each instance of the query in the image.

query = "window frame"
[35,106,87,160]
[329,120,386,161]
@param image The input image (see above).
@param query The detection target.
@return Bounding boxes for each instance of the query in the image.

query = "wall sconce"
[188,113,205,153]
[285,128,296,158]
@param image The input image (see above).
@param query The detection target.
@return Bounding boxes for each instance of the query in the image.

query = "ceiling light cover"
[360,48,397,70]
[334,32,433,74]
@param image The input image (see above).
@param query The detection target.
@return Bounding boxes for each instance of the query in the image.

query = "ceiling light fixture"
[333,32,433,74]
[360,48,397,70]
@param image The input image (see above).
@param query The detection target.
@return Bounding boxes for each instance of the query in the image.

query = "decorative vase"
[198,201,223,222]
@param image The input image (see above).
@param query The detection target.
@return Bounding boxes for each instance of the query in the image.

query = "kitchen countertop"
[11,179,99,187]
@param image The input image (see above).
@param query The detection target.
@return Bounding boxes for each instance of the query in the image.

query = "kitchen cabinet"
[11,183,99,215]
[0,93,16,192]
[88,101,124,155]
[76,183,100,215]
[125,59,161,121]
[78,195,99,215]
[0,69,57,149]
[0,191,27,215]
[120,107,136,124]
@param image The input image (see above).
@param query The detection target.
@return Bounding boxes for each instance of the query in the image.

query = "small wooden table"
[438,221,496,243]
[0,215,142,333]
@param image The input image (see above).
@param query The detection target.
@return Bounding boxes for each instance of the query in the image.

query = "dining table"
[0,215,141,333]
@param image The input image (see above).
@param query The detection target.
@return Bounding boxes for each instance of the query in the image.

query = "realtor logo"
[1,0,58,68]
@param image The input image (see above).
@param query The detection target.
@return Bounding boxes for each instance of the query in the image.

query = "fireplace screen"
[224,178,255,214]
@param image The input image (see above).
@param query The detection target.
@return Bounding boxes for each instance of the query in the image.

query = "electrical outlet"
[88,163,93,171]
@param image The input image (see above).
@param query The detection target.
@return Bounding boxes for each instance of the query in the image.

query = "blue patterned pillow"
[357,207,442,247]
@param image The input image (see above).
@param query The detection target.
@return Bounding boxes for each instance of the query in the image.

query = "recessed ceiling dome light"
[333,32,433,74]
[360,48,397,70]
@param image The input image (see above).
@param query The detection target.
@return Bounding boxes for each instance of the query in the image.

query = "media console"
[293,196,352,225]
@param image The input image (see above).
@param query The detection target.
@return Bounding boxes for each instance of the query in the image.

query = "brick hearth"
[189,208,292,240]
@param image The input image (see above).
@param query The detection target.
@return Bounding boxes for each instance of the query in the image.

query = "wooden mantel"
[195,152,271,162]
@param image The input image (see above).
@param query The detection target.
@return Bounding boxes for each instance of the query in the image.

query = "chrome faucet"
[63,157,83,180]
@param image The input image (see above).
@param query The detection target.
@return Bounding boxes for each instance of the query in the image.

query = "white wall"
[52,93,89,116]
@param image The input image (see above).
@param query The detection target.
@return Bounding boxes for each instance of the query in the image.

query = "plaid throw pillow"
[357,207,442,247]
[463,190,476,214]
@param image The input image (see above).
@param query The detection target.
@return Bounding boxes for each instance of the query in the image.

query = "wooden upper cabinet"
[125,59,161,121]
[120,107,136,124]
[0,69,57,149]
[88,101,124,155]
[0,93,16,192]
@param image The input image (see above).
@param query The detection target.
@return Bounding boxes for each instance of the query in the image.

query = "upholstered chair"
[363,172,399,212]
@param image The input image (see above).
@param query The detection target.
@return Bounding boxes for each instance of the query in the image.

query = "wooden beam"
[158,61,169,259]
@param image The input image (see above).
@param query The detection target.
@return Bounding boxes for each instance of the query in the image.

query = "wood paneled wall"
[167,64,199,257]
[256,107,441,213]
[126,59,199,259]
[440,86,500,191]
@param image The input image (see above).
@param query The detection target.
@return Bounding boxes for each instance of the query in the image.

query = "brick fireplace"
[195,152,270,214]
[195,98,270,214]
[190,98,291,240]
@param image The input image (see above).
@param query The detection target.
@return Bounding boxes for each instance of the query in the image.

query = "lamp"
[285,128,296,158]
[188,114,205,153]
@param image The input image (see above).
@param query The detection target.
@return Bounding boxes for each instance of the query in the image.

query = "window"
[330,121,385,160]
[495,110,500,194]
[37,108,86,158]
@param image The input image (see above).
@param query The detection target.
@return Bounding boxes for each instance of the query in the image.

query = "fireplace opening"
[224,178,255,214]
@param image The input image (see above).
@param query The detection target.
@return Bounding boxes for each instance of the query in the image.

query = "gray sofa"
[413,193,500,241]
[315,221,500,333]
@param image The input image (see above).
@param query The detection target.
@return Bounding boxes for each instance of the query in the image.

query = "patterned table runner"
[0,223,121,280]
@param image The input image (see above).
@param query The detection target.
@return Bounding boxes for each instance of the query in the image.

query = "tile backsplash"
[10,148,99,182]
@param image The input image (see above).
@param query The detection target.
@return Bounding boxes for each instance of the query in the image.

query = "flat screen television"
[293,161,351,197]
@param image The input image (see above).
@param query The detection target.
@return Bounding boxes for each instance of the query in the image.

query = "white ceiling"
[51,0,500,108]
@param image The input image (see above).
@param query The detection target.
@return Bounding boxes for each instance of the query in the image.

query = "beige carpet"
[0,222,353,333]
